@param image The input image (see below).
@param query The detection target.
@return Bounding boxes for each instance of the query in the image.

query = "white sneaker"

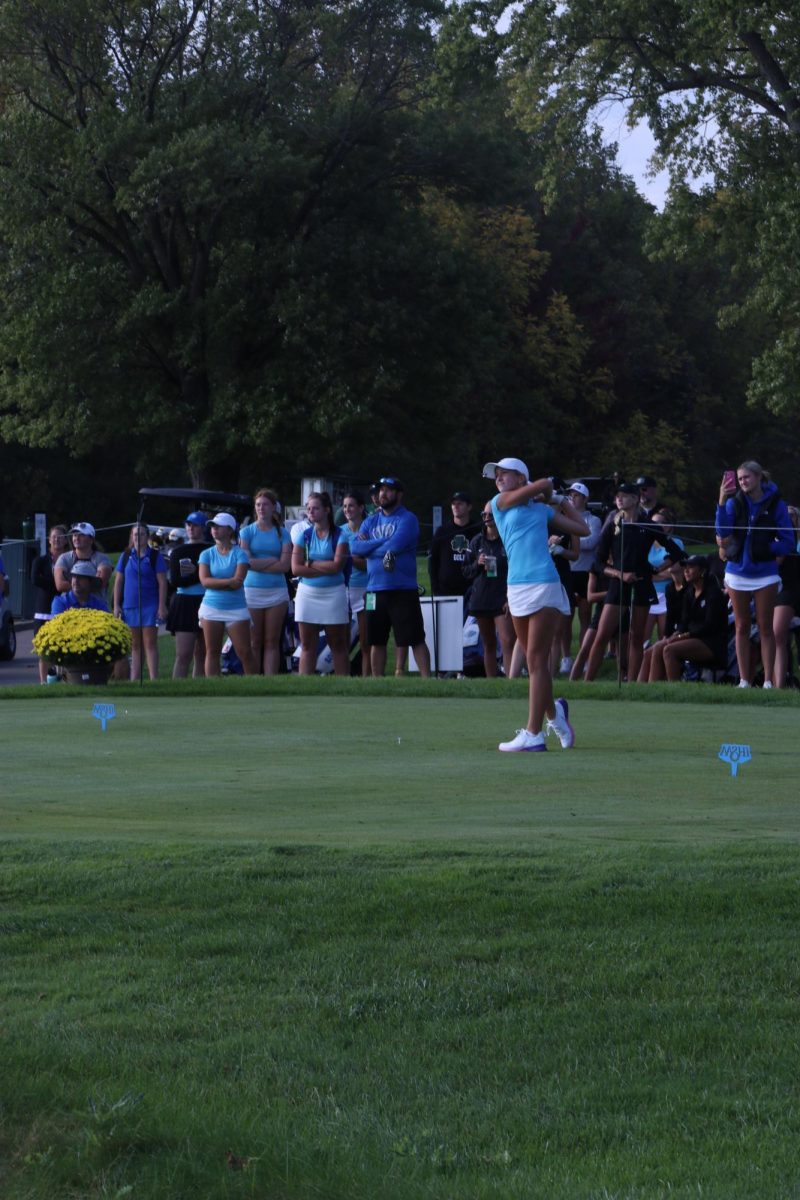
[559,656,573,674]
[498,729,547,753]
[737,680,750,689]
[763,681,773,689]
[546,697,575,749]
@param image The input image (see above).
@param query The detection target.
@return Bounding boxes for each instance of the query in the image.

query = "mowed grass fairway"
[3,692,800,1198]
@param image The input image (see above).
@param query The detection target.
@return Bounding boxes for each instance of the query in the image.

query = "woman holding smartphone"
[716,461,794,687]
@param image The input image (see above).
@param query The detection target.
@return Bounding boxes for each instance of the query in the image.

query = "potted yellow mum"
[33,609,132,685]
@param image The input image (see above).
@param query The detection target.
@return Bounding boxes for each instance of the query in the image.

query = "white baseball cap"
[209,512,237,531]
[482,457,529,482]
[70,560,97,577]
[567,481,589,498]
[70,521,96,537]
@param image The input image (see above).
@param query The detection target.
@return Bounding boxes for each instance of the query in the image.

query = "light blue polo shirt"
[239,522,290,591]
[198,546,249,611]
[290,525,346,588]
[490,497,558,586]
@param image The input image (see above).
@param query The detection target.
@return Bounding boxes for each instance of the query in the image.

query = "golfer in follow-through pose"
[484,458,589,752]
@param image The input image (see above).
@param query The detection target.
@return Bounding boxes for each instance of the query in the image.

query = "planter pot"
[63,665,113,686]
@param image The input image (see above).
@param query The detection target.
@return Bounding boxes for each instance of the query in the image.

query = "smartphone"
[722,469,737,491]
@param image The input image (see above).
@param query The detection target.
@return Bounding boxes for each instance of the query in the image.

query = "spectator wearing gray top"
[54,522,112,595]
[565,482,602,659]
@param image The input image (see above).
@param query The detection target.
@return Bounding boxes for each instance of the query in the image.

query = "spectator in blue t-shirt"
[338,490,372,676]
[113,523,168,681]
[239,488,292,675]
[198,513,257,676]
[51,561,111,615]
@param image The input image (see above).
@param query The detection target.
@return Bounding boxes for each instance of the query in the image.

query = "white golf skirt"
[295,584,349,625]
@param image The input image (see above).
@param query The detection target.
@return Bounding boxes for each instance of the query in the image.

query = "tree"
[0,0,450,486]
[504,0,800,419]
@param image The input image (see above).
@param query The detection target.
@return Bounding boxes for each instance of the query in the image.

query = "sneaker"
[498,729,547,752]
[737,679,750,689]
[559,656,573,674]
[546,697,575,749]
[763,681,773,689]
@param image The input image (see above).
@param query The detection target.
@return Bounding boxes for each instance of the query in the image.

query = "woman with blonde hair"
[113,523,168,680]
[239,488,291,674]
[716,460,794,688]
[482,457,588,752]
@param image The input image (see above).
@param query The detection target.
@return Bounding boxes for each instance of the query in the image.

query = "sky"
[597,104,671,210]
[492,3,674,210]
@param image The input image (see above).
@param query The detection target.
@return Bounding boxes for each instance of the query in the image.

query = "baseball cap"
[684,554,708,569]
[616,482,640,496]
[70,522,96,537]
[451,491,471,503]
[185,510,207,526]
[378,476,403,490]
[635,475,657,488]
[209,512,237,530]
[482,458,529,482]
[70,561,97,577]
[567,481,590,498]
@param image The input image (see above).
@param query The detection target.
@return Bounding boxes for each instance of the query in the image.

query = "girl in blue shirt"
[290,491,350,675]
[716,460,794,688]
[339,490,371,677]
[113,523,168,681]
[240,488,292,675]
[198,513,256,676]
[484,458,588,753]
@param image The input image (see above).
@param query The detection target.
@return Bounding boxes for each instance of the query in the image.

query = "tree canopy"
[0,0,796,532]
[505,0,800,420]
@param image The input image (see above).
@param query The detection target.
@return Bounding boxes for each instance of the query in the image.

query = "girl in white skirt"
[198,513,257,676]
[483,458,589,752]
[240,488,292,674]
[290,492,350,676]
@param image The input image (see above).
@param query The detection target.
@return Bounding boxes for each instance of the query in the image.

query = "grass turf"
[2,695,800,1198]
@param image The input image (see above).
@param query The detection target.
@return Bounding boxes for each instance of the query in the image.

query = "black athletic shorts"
[590,601,630,633]
[365,589,426,648]
[775,586,800,614]
[166,593,203,634]
[570,570,589,600]
[604,578,657,609]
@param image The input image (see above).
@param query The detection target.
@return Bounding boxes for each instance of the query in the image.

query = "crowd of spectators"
[26,459,800,689]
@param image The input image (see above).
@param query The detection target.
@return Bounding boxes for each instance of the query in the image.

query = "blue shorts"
[123,604,158,628]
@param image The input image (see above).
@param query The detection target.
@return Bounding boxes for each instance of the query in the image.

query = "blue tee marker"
[92,702,117,732]
[719,743,751,777]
